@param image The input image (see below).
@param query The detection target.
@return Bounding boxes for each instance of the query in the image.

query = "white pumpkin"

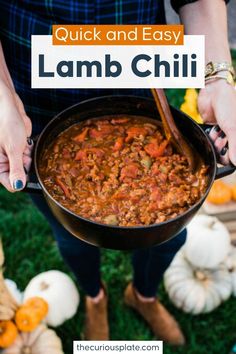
[5,280,23,305]
[2,324,64,354]
[24,271,79,327]
[164,250,232,314]
[224,245,236,296]
[185,215,231,269]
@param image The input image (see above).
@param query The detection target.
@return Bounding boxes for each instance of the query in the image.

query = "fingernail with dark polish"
[220,147,228,156]
[27,137,33,146]
[13,180,24,190]
[205,128,211,134]
[214,125,221,133]
[219,131,226,139]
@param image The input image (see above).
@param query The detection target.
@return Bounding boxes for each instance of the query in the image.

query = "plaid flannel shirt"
[0,0,229,134]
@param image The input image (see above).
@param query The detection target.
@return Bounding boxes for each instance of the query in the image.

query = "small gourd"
[15,307,41,332]
[24,297,49,321]
[207,180,232,205]
[185,215,231,269]
[24,271,79,327]
[0,321,18,348]
[15,297,49,333]
[2,324,64,354]
[164,250,232,314]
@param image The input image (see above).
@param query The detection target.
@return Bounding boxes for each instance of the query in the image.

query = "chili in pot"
[39,115,209,227]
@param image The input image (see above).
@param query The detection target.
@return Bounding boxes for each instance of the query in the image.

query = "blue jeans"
[30,194,187,298]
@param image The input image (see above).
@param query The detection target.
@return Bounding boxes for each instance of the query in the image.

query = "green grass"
[1,188,236,354]
[1,54,236,354]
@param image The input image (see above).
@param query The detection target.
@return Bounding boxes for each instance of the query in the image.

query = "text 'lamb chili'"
[39,115,209,227]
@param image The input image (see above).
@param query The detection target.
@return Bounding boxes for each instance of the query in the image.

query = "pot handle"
[24,181,42,193]
[23,136,42,193]
[200,124,236,179]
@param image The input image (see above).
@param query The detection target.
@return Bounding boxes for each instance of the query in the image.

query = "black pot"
[26,96,235,250]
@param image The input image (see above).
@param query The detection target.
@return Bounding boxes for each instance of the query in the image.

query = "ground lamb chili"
[39,115,209,227]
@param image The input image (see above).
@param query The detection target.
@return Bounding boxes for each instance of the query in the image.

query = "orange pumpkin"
[231,184,236,201]
[207,180,232,205]
[15,307,41,332]
[0,320,18,348]
[24,297,49,321]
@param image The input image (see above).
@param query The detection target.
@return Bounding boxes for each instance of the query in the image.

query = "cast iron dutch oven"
[26,96,236,250]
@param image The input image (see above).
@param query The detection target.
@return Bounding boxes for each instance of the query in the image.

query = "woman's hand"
[0,82,33,192]
[198,79,236,166]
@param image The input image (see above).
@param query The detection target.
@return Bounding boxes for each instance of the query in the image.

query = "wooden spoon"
[151,88,196,172]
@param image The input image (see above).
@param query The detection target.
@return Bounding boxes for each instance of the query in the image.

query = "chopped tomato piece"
[150,187,162,201]
[144,140,169,158]
[89,125,114,139]
[120,163,140,181]
[144,143,157,157]
[75,150,87,161]
[62,148,71,159]
[89,128,100,139]
[56,177,70,198]
[125,127,148,142]
[73,127,89,142]
[113,137,124,151]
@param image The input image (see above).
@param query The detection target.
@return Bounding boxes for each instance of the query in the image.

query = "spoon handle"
[151,89,176,143]
[151,88,196,172]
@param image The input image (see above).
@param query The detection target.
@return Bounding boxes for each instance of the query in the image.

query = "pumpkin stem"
[22,346,32,354]
[208,218,216,229]
[195,270,207,281]
[40,281,49,291]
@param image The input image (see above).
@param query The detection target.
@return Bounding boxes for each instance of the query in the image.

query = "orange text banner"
[52,25,184,45]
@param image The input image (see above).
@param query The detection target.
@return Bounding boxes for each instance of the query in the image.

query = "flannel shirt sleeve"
[171,0,230,13]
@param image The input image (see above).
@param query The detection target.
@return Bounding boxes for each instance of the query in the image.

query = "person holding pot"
[0,0,235,345]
